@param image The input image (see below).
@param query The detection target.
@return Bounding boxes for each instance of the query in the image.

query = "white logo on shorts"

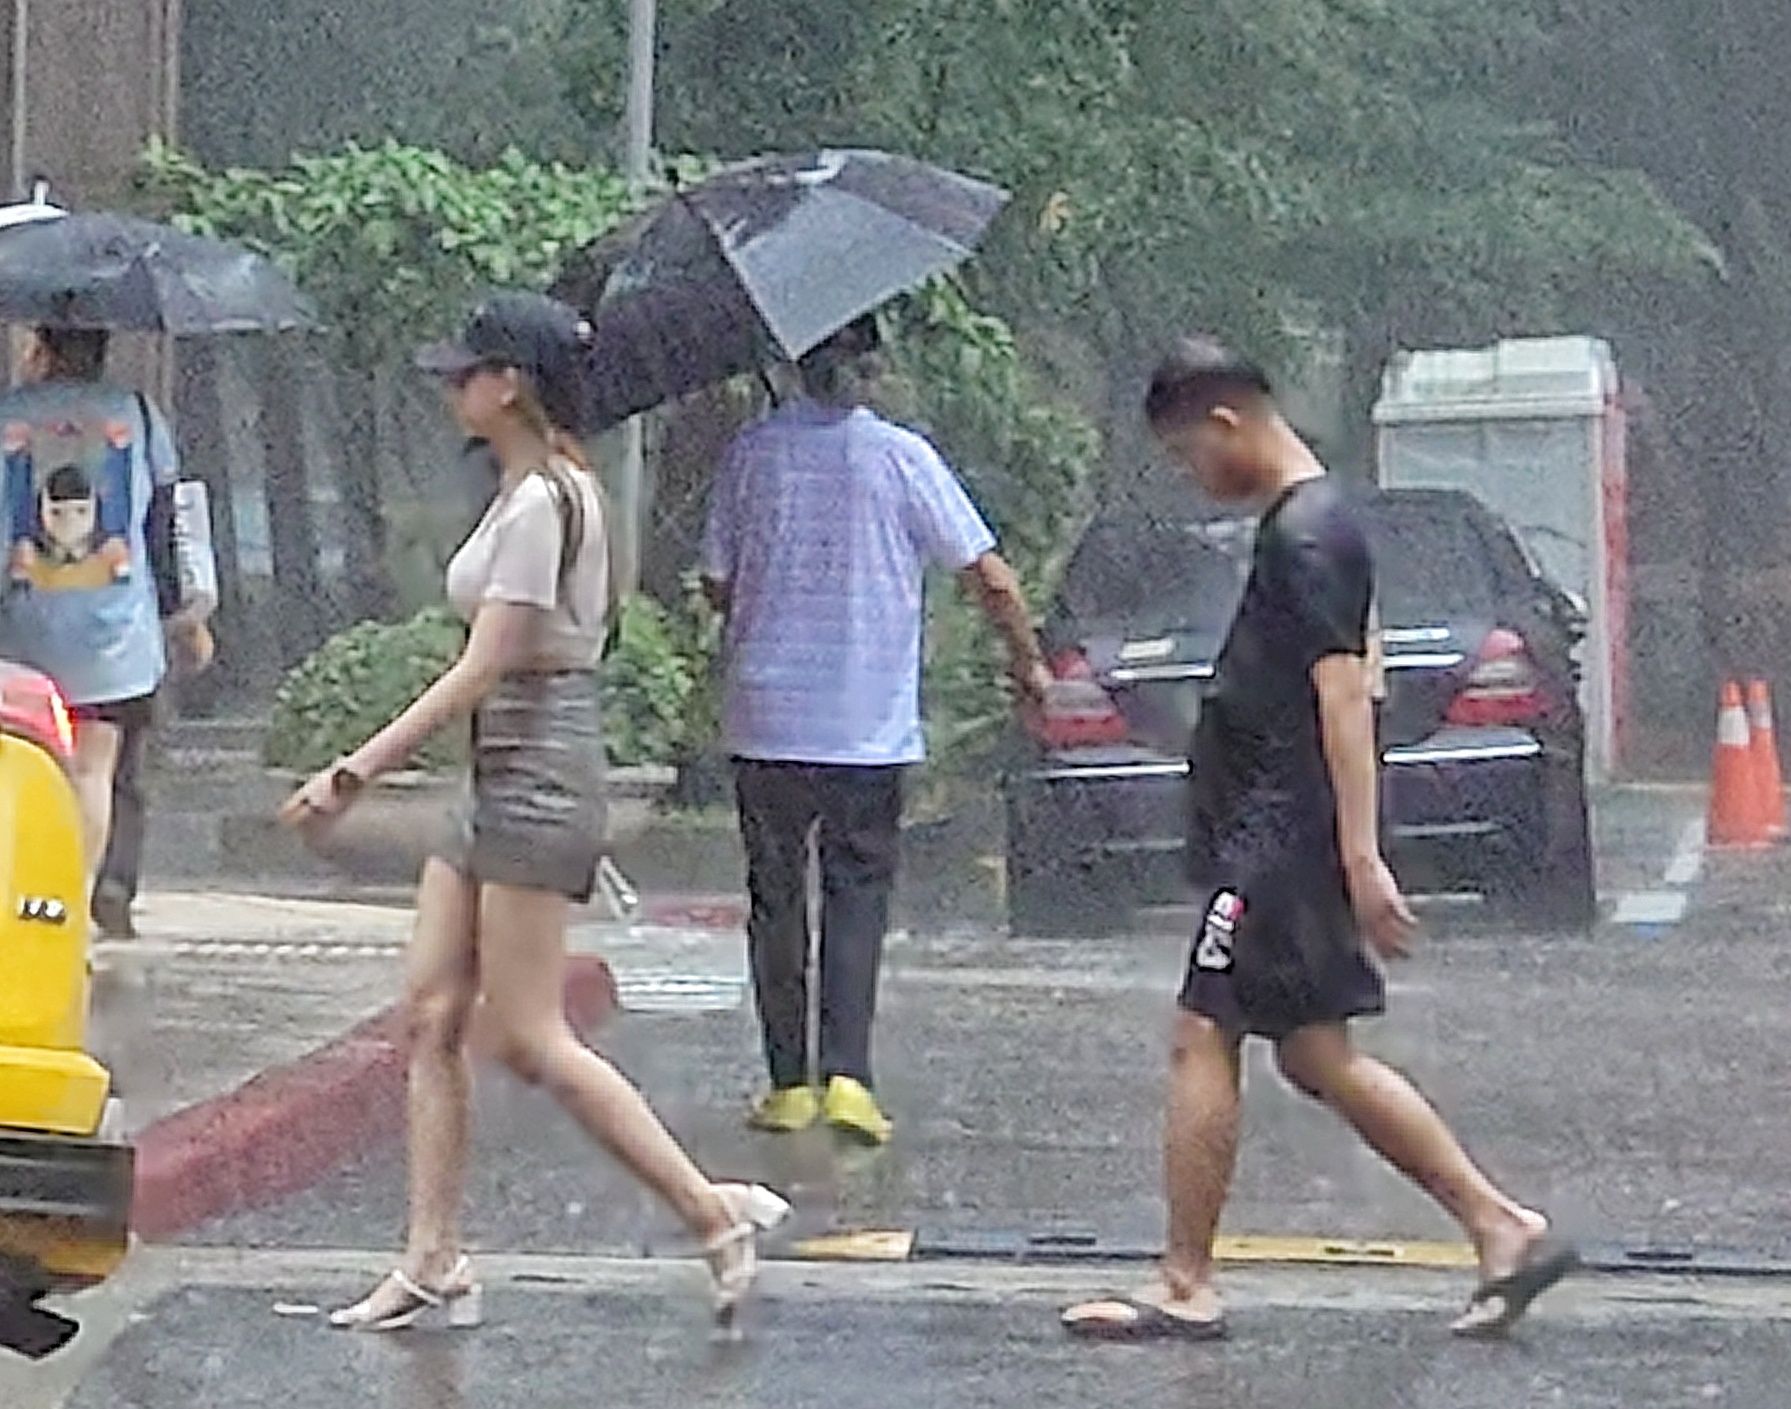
[1194,890,1245,973]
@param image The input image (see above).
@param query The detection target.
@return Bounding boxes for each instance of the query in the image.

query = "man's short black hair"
[35,327,110,383]
[796,313,884,402]
[1144,335,1273,428]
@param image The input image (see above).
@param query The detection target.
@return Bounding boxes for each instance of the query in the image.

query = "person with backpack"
[0,326,210,901]
[280,293,787,1333]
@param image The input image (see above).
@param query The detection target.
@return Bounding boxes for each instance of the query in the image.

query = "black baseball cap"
[416,292,596,429]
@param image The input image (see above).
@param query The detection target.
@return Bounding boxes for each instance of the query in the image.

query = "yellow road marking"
[792,1231,1477,1268]
[793,1230,917,1262]
[1215,1235,1477,1269]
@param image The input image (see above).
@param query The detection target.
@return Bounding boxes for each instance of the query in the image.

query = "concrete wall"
[5,0,180,205]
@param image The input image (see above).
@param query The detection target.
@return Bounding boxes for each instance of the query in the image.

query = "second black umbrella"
[552,149,1009,432]
[0,212,316,335]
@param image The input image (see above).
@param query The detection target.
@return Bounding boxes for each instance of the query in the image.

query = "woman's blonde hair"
[506,373,620,642]
[511,376,594,475]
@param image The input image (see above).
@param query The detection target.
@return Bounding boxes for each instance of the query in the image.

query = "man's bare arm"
[1313,651,1415,956]
[957,551,1049,704]
[1313,652,1380,867]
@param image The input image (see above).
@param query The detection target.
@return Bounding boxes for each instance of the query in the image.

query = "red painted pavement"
[130,956,618,1240]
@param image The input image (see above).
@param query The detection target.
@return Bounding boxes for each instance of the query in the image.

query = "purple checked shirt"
[702,400,996,766]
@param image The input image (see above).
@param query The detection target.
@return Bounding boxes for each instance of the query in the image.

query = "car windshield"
[1056,517,1247,635]
[1061,502,1503,632]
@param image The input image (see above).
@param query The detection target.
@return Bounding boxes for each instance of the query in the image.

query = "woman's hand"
[278,760,366,838]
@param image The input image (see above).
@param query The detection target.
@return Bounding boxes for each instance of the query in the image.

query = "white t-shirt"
[445,463,610,671]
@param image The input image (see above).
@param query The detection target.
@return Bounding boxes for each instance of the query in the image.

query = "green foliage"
[877,279,1103,798]
[265,607,469,773]
[885,280,1100,589]
[549,0,1713,396]
[596,594,691,768]
[140,139,649,618]
[914,587,1015,816]
[600,575,723,769]
[139,138,642,367]
[265,588,724,776]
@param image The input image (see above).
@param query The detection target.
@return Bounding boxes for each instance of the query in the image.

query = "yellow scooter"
[0,661,132,1358]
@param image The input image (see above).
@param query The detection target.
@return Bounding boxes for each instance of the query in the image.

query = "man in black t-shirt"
[1062,337,1575,1343]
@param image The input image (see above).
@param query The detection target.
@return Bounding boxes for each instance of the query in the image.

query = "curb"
[130,956,618,1240]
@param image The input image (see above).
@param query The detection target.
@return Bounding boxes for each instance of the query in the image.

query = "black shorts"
[68,693,156,733]
[1177,858,1385,1040]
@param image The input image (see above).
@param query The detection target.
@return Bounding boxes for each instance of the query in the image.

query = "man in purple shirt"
[702,316,1049,1144]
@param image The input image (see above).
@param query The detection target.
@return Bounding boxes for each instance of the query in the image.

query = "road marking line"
[614,974,745,1013]
[91,939,406,963]
[791,1231,1479,1269]
[1664,817,1706,887]
[1216,1235,1476,1269]
[1611,892,1689,927]
[794,1231,917,1262]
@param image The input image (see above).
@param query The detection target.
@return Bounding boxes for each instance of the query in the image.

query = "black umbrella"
[0,212,316,334]
[552,149,1009,430]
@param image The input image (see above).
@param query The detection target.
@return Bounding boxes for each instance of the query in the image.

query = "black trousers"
[735,760,903,1090]
[92,698,155,908]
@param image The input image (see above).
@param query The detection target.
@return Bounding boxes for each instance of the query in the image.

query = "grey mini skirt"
[435,670,606,901]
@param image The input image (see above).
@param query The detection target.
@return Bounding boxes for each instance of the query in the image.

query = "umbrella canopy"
[0,199,66,233]
[0,212,316,335]
[552,149,1008,431]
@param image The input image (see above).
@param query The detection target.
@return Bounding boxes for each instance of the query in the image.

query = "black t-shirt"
[1187,477,1373,882]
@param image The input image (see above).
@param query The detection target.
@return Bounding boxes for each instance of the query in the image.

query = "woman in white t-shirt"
[280,294,786,1334]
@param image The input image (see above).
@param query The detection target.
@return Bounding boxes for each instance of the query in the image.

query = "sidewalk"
[95,891,734,1240]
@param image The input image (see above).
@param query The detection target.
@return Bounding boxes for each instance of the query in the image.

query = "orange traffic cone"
[1747,679,1788,841]
[1710,681,1772,849]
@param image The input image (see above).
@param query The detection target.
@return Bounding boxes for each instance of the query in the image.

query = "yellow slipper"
[822,1076,893,1147]
[748,1085,821,1133]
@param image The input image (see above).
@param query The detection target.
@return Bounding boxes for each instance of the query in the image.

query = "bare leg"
[1063,1011,1239,1332]
[336,859,482,1321]
[476,881,733,1243]
[1275,1024,1548,1282]
[1161,1013,1243,1314]
[403,861,483,1278]
[69,718,121,888]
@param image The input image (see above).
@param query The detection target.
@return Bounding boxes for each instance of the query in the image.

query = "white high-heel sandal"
[328,1256,483,1332]
[705,1184,791,1327]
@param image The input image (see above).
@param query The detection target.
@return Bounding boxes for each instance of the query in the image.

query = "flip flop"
[1061,1297,1229,1343]
[1451,1238,1581,1338]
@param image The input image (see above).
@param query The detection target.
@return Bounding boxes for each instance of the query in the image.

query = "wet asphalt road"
[191,791,1791,1262]
[187,916,1791,1261]
[24,783,1791,1406]
[51,1255,1791,1409]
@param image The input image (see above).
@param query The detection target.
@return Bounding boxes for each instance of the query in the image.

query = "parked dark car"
[1003,485,1595,936]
